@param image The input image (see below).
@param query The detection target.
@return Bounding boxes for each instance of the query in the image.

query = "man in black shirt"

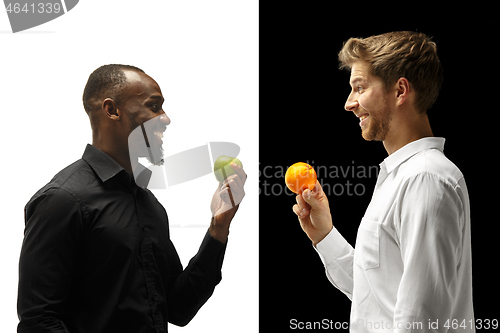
[17,64,246,333]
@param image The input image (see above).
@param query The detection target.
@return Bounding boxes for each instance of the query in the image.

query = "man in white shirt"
[292,31,474,332]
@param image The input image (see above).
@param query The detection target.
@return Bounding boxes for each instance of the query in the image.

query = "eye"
[357,86,364,94]
[151,104,159,112]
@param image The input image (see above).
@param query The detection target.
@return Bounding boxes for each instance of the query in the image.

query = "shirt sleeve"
[18,187,84,333]
[165,230,227,327]
[314,226,355,299]
[394,172,465,332]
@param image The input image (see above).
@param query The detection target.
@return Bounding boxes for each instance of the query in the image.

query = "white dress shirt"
[315,137,474,332]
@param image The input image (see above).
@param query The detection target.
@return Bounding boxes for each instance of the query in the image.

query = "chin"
[361,132,373,141]
[146,146,165,166]
[361,126,376,141]
[362,131,386,142]
[148,158,164,166]
[361,118,389,142]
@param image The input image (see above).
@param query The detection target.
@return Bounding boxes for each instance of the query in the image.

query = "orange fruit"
[285,162,317,194]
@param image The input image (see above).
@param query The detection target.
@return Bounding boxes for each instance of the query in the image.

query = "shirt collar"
[381,137,446,174]
[82,144,153,188]
[82,144,127,183]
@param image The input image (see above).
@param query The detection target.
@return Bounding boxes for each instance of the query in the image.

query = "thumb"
[301,182,322,207]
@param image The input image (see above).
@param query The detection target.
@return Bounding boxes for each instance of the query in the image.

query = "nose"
[158,112,171,126]
[344,92,358,112]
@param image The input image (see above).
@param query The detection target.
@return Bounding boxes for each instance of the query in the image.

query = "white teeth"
[154,131,164,138]
[359,115,368,121]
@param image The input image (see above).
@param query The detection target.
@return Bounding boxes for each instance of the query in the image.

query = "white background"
[0,1,258,332]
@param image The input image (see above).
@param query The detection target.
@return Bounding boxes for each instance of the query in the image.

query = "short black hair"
[82,64,144,114]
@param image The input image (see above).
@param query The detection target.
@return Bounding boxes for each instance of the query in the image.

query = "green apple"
[213,156,243,183]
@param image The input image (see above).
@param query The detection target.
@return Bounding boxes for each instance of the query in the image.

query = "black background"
[260,6,496,332]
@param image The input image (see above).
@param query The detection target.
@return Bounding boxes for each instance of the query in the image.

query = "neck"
[383,111,434,155]
[92,134,135,174]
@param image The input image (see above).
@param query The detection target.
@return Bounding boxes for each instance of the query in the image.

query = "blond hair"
[338,31,443,113]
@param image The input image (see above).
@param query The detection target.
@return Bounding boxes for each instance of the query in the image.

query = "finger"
[295,193,310,214]
[292,204,302,218]
[220,185,243,206]
[301,180,323,205]
[313,180,322,194]
[231,163,247,184]
[229,178,245,197]
[226,181,244,204]
[293,204,309,219]
[220,188,232,204]
[223,174,243,190]
[296,196,311,217]
[221,175,244,197]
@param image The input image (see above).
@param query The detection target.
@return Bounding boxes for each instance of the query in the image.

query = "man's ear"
[102,98,121,120]
[395,77,410,106]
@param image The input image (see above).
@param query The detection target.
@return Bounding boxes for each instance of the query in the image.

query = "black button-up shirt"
[18,144,227,333]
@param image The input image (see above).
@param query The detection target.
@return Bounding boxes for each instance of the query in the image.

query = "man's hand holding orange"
[286,162,333,246]
[292,180,333,246]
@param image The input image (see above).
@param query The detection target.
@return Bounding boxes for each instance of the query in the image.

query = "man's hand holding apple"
[209,162,247,243]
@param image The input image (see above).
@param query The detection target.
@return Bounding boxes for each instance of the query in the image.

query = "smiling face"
[344,61,393,141]
[119,70,171,166]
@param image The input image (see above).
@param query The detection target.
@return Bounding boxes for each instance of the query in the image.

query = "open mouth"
[358,113,369,127]
[140,124,165,149]
[154,130,164,141]
[154,127,167,146]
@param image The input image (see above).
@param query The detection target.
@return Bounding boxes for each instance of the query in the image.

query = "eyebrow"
[349,77,367,87]
[147,95,165,103]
